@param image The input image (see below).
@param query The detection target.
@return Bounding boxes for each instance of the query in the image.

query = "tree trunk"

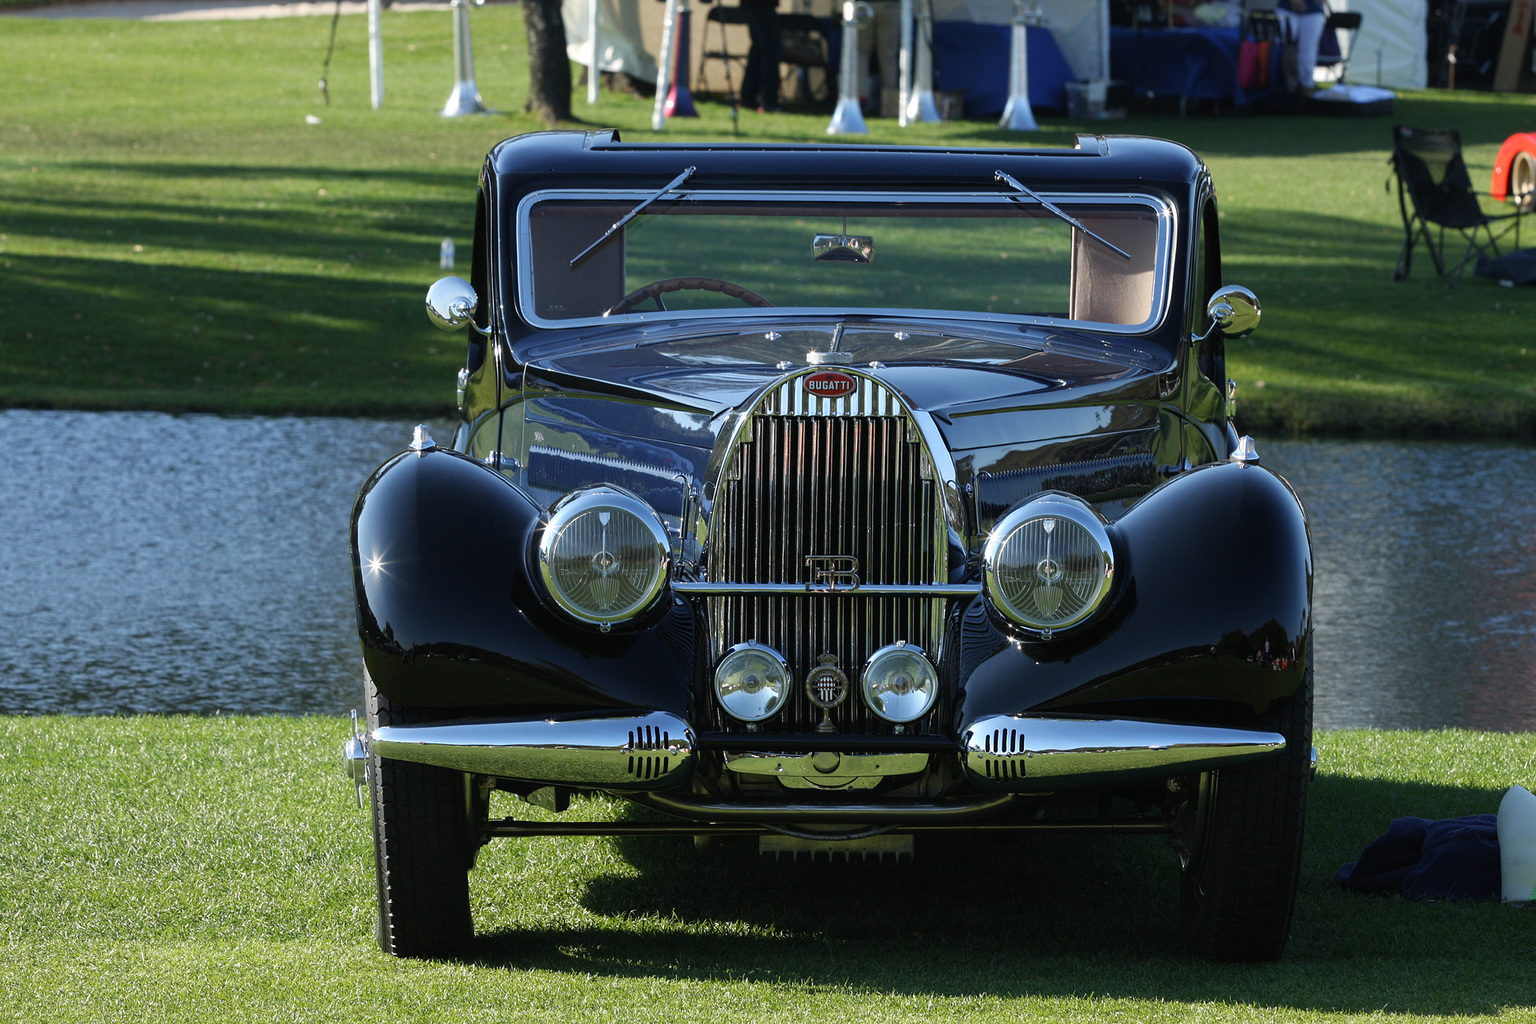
[522,0,572,124]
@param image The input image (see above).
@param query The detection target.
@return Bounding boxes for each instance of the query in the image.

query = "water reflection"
[0,412,1531,729]
[0,410,428,715]
[1266,439,1536,733]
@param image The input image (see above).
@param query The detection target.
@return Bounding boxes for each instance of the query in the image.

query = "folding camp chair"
[1390,124,1526,287]
[1316,4,1362,83]
[697,3,751,99]
[777,12,831,103]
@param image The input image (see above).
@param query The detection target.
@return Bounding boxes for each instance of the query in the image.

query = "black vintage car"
[346,130,1313,961]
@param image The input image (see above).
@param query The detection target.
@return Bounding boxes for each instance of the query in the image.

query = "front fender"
[351,446,695,713]
[957,459,1312,726]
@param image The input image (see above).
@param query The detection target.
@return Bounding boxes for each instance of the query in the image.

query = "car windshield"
[517,191,1169,331]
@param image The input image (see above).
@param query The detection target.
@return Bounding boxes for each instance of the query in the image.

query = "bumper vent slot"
[627,724,675,780]
[981,727,1026,779]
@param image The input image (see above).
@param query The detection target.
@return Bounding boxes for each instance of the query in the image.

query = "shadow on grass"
[1,250,460,414]
[467,772,1532,1015]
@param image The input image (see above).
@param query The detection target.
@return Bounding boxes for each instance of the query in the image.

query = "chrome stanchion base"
[442,83,492,117]
[828,96,868,134]
[999,95,1037,131]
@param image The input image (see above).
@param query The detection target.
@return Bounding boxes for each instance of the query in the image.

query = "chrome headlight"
[861,643,938,723]
[537,487,670,629]
[982,493,1114,637]
[714,641,790,723]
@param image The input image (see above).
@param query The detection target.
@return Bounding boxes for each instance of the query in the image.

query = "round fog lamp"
[714,642,790,723]
[861,643,938,723]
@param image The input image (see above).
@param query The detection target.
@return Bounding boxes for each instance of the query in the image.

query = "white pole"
[441,0,492,116]
[1099,0,1110,83]
[587,0,601,104]
[828,0,873,134]
[897,0,912,126]
[367,0,383,109]
[998,0,1037,131]
[651,0,679,130]
[904,0,939,122]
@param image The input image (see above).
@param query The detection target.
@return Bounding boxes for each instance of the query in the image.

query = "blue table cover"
[930,22,1075,117]
[1110,25,1283,105]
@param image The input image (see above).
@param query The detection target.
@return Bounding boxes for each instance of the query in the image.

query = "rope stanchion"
[651,0,679,129]
[998,0,1041,132]
[442,0,493,117]
[663,0,698,118]
[586,0,601,104]
[827,0,873,135]
[903,0,938,123]
[368,0,384,109]
[317,0,343,105]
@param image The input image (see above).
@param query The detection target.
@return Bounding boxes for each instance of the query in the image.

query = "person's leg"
[740,4,769,107]
[758,6,782,108]
[1292,11,1324,95]
[1274,9,1298,93]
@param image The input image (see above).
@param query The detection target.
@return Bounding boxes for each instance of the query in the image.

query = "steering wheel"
[604,276,773,316]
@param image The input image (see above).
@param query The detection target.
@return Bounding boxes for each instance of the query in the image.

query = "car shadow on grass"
[468,772,1534,1016]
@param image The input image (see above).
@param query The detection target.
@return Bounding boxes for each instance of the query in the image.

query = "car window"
[517,192,1169,333]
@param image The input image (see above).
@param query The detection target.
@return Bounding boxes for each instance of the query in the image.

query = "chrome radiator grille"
[704,374,948,734]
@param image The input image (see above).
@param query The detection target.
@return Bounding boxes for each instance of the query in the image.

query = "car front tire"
[366,677,476,958]
[1177,664,1312,962]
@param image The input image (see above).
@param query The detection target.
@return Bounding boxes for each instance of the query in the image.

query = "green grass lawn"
[1,716,1534,1022]
[1,8,1535,431]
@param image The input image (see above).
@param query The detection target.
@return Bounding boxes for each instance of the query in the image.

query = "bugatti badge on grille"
[803,370,856,399]
[806,654,849,734]
[805,554,860,592]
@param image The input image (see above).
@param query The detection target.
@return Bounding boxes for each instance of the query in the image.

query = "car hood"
[515,321,1170,426]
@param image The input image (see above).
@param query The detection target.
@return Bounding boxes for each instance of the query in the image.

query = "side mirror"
[425,276,491,335]
[1205,285,1260,338]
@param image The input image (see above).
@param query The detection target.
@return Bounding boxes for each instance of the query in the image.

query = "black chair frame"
[1390,124,1526,288]
[696,5,830,105]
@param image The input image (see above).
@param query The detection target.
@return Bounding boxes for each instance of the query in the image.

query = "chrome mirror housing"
[1205,285,1260,338]
[812,233,874,263]
[425,276,491,335]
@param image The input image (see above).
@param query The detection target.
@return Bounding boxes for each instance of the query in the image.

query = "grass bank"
[1,9,1535,432]
[1,716,1534,1022]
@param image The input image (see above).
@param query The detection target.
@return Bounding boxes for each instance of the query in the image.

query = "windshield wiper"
[994,170,1131,262]
[569,165,697,269]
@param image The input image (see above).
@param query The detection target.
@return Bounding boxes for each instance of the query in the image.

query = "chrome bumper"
[352,710,1282,796]
[962,715,1285,791]
[368,710,696,791]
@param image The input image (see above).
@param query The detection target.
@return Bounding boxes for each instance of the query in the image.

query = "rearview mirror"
[812,234,874,264]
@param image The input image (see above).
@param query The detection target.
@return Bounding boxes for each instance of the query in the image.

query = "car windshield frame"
[513,188,1175,335]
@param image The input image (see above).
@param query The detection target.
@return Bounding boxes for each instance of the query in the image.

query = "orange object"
[1491,132,1536,210]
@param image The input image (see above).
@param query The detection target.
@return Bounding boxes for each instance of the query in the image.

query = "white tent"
[1333,0,1427,90]
[565,0,659,84]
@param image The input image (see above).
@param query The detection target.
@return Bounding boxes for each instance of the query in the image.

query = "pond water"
[1,410,1532,730]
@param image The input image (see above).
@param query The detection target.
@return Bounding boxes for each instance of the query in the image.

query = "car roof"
[488,130,1207,200]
